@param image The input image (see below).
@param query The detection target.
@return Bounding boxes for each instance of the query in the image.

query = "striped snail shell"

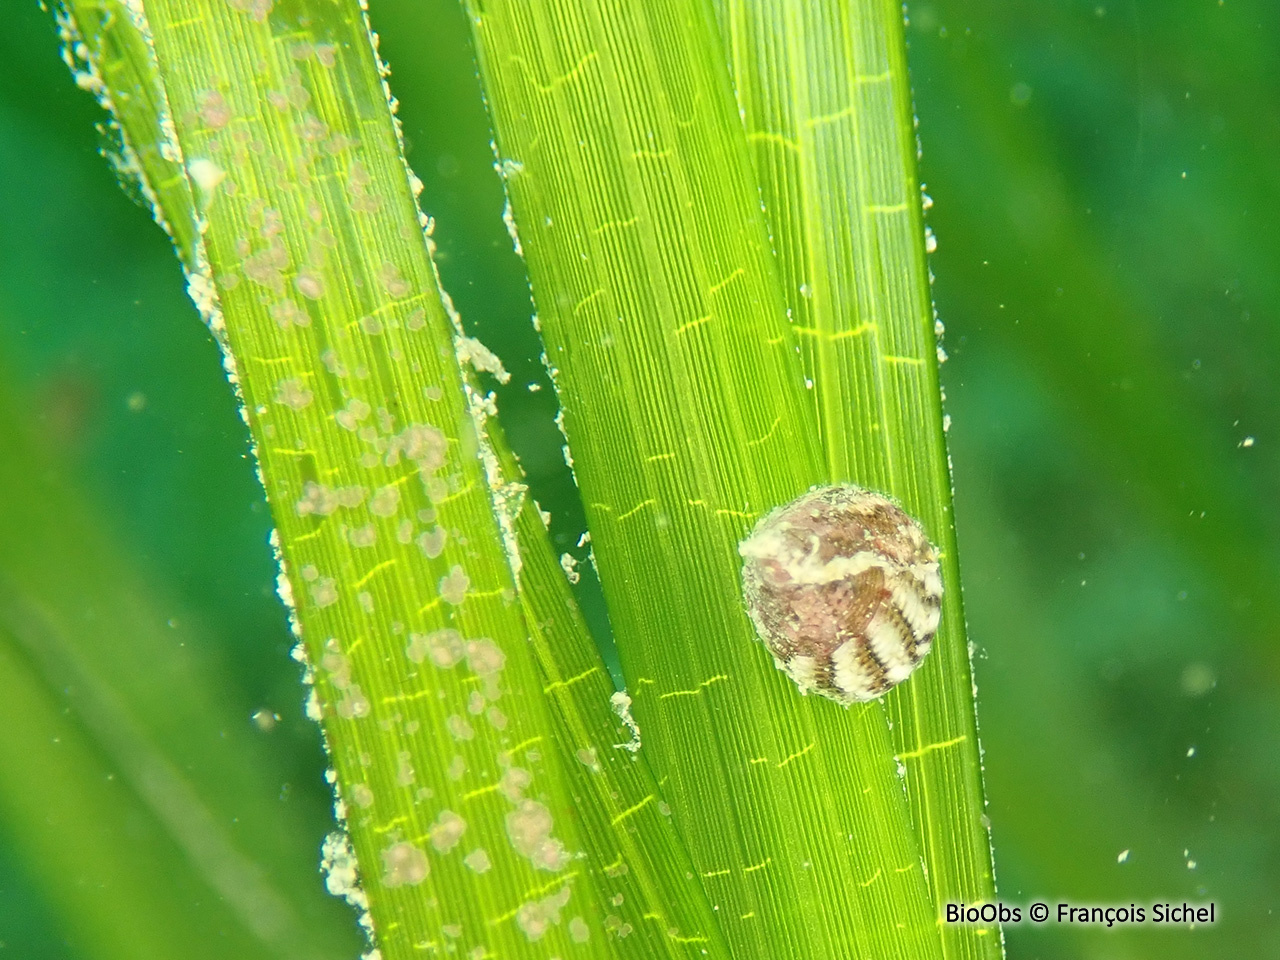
[738,484,942,705]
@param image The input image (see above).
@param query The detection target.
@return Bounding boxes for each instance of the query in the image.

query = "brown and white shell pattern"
[738,484,943,705]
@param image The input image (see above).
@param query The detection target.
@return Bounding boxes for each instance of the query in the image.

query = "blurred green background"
[0,1,1274,958]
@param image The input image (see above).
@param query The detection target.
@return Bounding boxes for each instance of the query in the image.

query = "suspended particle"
[738,484,943,705]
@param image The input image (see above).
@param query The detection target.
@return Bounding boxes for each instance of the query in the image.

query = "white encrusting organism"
[187,157,226,194]
[446,714,475,742]
[515,886,571,942]
[610,691,642,753]
[310,577,338,609]
[395,751,414,787]
[439,565,470,605]
[505,799,569,872]
[295,271,325,300]
[416,526,447,558]
[335,397,372,430]
[321,831,371,920]
[380,841,428,887]
[455,336,512,384]
[498,767,532,802]
[559,552,581,584]
[430,810,467,853]
[404,628,464,668]
[465,638,505,676]
[368,485,400,517]
[377,260,411,298]
[295,481,366,517]
[351,784,374,809]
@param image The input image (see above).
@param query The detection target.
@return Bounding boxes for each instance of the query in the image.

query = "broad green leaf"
[712,2,1000,957]
[465,1,945,957]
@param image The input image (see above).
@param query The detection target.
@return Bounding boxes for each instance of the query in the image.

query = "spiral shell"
[738,484,942,705]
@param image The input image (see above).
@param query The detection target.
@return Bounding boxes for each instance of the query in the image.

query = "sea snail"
[738,484,943,705]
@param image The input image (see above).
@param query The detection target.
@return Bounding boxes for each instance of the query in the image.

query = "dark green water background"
[0,1,1275,957]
